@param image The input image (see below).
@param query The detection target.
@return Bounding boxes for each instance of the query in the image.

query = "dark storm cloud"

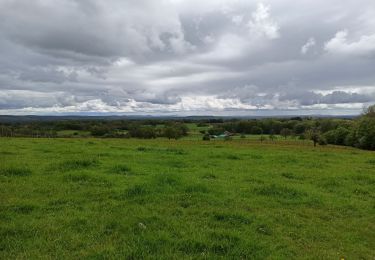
[0,0,374,114]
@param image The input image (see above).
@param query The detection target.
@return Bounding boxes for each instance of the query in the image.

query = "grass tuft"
[63,173,111,187]
[11,204,36,214]
[154,173,181,187]
[249,154,264,159]
[56,158,99,171]
[184,184,209,193]
[256,224,273,236]
[212,213,252,225]
[164,148,186,155]
[0,166,32,177]
[227,155,241,160]
[166,160,186,168]
[255,184,304,200]
[111,164,132,175]
[178,239,208,254]
[281,172,304,180]
[137,146,148,152]
[202,173,217,179]
[124,184,149,198]
[137,146,186,155]
[366,159,375,165]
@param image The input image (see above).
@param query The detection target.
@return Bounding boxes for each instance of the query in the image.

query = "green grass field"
[0,138,374,259]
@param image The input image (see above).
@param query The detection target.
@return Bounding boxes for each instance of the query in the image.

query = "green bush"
[318,136,327,145]
[251,126,263,135]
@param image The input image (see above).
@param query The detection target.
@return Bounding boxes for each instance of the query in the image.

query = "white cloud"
[301,37,316,54]
[247,3,279,39]
[194,33,250,61]
[203,35,215,44]
[324,30,375,55]
[232,15,244,26]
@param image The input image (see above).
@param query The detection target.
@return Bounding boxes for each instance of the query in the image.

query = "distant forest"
[1,105,374,150]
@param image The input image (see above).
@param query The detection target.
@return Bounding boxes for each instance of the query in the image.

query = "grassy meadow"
[0,137,374,259]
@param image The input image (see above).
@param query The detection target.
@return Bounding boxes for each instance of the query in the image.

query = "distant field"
[0,138,374,259]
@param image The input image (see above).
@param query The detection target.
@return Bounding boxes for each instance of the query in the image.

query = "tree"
[91,126,109,137]
[164,126,178,140]
[318,136,327,145]
[323,130,336,144]
[305,128,321,147]
[293,123,306,135]
[280,128,291,139]
[129,126,157,139]
[269,129,275,141]
[208,127,225,136]
[251,126,263,135]
[346,104,375,150]
[163,123,189,140]
[323,127,350,145]
[334,127,350,145]
[363,104,375,118]
[356,116,375,150]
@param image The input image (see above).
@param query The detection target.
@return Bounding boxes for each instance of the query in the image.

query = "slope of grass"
[0,138,374,259]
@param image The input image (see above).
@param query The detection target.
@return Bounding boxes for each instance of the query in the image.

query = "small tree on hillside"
[164,126,178,139]
[280,128,291,139]
[305,128,321,147]
[164,123,189,140]
[269,129,275,141]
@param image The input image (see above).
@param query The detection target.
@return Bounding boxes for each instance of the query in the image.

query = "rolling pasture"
[0,137,374,259]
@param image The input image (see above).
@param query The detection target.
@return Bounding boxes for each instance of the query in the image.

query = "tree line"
[202,105,375,150]
[0,120,189,140]
[0,105,374,150]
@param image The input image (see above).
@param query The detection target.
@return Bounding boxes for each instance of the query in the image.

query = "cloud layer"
[0,0,375,115]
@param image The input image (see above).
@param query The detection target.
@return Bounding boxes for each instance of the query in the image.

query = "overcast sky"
[1,0,375,115]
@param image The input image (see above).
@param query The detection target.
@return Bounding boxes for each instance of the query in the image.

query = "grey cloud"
[18,68,77,84]
[280,90,375,106]
[0,0,192,61]
[320,91,374,104]
[0,90,77,109]
[0,0,374,115]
